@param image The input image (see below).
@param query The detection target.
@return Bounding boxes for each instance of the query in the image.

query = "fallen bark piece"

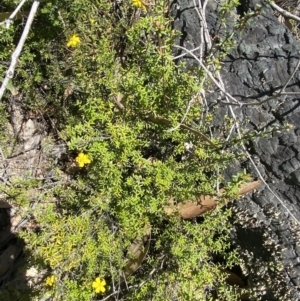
[121,225,151,281]
[165,180,262,219]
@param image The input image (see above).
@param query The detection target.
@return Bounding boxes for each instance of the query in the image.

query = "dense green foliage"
[0,0,256,300]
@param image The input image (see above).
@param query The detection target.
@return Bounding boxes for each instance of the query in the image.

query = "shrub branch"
[0,0,40,101]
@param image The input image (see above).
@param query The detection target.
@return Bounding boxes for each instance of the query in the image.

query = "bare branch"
[281,59,300,92]
[165,93,198,133]
[269,1,300,22]
[174,45,242,106]
[172,46,201,60]
[0,0,28,28]
[0,0,40,101]
[281,91,300,95]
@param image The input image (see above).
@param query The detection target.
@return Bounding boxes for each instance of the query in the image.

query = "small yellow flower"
[45,275,55,287]
[75,153,91,168]
[67,34,80,48]
[92,277,106,293]
[132,0,147,10]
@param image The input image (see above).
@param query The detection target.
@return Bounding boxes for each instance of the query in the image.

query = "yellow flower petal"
[92,277,106,294]
[67,34,80,48]
[132,0,147,10]
[75,153,91,168]
[45,275,55,286]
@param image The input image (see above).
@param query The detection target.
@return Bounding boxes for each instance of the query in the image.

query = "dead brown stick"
[165,180,262,219]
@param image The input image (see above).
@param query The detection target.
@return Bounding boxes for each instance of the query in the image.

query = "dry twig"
[0,0,40,101]
[0,0,28,28]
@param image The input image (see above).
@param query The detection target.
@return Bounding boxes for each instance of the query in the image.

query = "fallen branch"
[165,180,262,219]
[269,1,300,22]
[0,0,40,101]
[0,0,28,28]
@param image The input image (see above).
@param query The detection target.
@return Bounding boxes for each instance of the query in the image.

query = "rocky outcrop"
[172,0,300,299]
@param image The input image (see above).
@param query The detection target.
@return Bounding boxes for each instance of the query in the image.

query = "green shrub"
[1,0,252,300]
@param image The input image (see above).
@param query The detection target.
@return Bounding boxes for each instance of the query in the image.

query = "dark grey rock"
[172,0,300,299]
